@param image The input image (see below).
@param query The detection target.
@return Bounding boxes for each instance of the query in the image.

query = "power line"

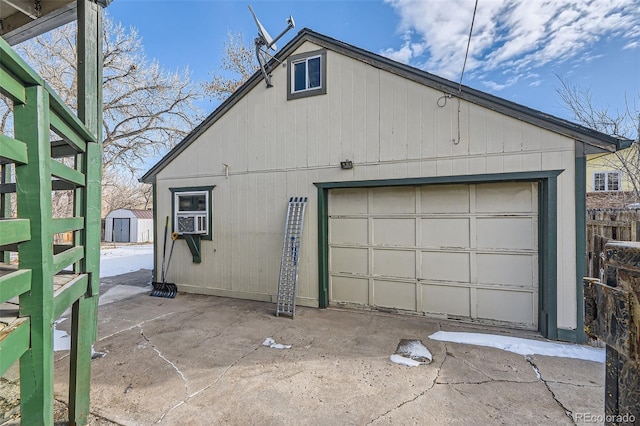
[458,0,479,93]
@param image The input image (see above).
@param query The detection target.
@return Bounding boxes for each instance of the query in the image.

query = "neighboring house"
[586,149,638,209]
[104,209,154,243]
[141,29,627,343]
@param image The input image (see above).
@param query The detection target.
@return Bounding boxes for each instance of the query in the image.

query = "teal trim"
[183,234,202,263]
[557,328,578,343]
[314,170,564,189]
[317,186,329,308]
[169,186,215,241]
[537,177,558,339]
[575,145,588,343]
[314,171,561,340]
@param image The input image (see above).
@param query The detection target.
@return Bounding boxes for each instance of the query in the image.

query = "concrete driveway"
[6,270,606,425]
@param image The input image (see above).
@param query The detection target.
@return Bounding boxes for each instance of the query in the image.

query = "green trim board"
[0,318,30,376]
[0,134,28,164]
[557,328,578,343]
[314,171,562,340]
[0,269,31,305]
[317,187,329,308]
[0,218,30,246]
[574,144,588,343]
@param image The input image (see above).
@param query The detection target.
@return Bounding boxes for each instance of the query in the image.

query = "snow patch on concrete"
[429,331,605,363]
[262,337,291,349]
[390,354,422,367]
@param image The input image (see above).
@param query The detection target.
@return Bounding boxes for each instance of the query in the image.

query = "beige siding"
[155,41,578,329]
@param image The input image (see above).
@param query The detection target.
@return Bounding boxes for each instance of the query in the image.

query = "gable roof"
[130,209,153,219]
[140,28,629,184]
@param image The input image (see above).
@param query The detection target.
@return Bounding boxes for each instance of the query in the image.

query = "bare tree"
[557,76,640,208]
[102,171,152,216]
[13,17,203,175]
[204,31,258,101]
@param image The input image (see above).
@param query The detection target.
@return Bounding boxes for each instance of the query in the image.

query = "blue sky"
[107,0,639,133]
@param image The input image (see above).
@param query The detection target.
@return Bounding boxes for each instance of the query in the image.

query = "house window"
[170,186,214,239]
[593,171,622,192]
[287,49,327,100]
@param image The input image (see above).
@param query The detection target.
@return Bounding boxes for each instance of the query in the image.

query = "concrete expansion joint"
[366,342,448,424]
[525,355,575,424]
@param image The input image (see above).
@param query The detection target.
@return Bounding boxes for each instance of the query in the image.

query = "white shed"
[141,29,625,342]
[104,209,154,243]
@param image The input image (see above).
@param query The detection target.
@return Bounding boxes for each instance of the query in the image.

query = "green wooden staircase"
[0,2,104,424]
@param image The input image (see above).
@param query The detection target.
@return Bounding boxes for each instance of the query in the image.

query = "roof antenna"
[248,4,295,88]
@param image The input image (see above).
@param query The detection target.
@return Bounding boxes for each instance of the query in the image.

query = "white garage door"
[328,182,539,329]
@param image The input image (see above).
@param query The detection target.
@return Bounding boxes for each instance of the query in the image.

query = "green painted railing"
[0,8,102,423]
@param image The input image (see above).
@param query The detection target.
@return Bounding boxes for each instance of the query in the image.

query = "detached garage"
[141,29,626,342]
[104,209,154,243]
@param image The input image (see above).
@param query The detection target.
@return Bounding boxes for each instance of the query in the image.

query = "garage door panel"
[421,185,470,213]
[422,218,470,248]
[476,182,534,213]
[476,288,535,325]
[477,217,535,250]
[373,280,416,311]
[329,188,368,215]
[328,182,538,329]
[373,218,415,246]
[330,276,368,305]
[371,186,416,214]
[330,218,368,245]
[331,247,368,275]
[476,253,536,287]
[422,284,470,317]
[373,249,415,279]
[421,251,470,283]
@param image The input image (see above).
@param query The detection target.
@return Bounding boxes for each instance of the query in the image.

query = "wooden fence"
[586,209,640,278]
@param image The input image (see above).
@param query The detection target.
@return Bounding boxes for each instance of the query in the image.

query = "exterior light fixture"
[340,160,353,169]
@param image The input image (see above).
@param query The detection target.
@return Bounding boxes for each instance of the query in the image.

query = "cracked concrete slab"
[435,341,539,384]
[530,354,605,423]
[39,288,608,425]
[369,381,575,425]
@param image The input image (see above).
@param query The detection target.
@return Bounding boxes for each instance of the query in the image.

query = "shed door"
[328,182,539,329]
[113,218,130,243]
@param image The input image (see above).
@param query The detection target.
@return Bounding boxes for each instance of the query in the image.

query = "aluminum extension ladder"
[276,196,308,317]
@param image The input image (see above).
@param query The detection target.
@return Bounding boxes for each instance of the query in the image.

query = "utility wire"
[458,0,479,93]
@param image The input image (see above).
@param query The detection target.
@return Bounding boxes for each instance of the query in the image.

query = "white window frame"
[170,186,214,239]
[592,171,622,192]
[291,55,322,93]
[287,49,327,100]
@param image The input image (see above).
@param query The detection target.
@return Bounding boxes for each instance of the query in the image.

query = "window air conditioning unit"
[177,215,207,234]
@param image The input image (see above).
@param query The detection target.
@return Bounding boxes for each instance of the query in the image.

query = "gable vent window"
[593,171,622,192]
[287,49,327,100]
[170,186,214,239]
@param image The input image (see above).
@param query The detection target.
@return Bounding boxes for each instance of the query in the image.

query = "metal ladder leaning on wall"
[276,197,308,318]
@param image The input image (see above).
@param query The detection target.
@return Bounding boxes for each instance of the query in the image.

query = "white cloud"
[382,0,640,88]
[624,41,639,49]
